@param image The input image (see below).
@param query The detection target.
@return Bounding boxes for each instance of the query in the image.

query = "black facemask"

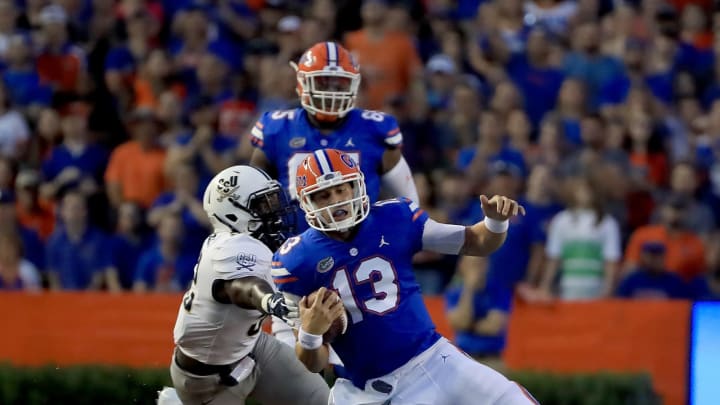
[245,184,297,251]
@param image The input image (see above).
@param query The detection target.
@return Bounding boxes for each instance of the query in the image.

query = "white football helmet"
[203,165,295,250]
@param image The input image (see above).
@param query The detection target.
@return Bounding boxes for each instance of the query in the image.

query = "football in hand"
[306,289,348,344]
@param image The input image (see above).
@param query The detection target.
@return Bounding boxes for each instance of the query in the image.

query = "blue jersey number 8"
[361,110,384,122]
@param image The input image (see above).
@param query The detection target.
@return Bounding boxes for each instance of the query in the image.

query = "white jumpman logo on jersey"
[345,138,355,147]
[379,235,389,247]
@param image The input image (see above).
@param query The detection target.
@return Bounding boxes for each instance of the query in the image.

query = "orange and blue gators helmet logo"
[295,149,370,232]
[295,149,362,197]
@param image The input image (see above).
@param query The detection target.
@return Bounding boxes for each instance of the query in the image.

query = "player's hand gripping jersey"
[272,198,441,388]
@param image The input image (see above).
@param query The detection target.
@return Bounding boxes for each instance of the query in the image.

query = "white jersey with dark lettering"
[173,232,274,365]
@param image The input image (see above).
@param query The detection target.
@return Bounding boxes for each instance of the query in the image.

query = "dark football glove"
[261,292,299,326]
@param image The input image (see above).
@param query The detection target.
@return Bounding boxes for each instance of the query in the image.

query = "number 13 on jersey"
[331,256,399,324]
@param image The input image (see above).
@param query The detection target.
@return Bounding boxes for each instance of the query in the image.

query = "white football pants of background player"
[329,337,538,405]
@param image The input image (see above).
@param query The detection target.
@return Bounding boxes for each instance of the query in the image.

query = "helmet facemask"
[243,182,297,251]
[299,171,370,232]
[296,68,360,119]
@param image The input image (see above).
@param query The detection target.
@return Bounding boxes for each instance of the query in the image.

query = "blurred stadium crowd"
[0,0,719,354]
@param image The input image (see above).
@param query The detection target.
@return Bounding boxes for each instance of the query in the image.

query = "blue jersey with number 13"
[272,198,441,389]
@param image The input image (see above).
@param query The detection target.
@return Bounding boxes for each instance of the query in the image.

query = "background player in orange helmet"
[249,41,418,227]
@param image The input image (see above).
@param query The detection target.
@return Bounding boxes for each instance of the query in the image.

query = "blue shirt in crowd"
[616,270,690,299]
[445,276,513,356]
[42,143,109,182]
[134,243,196,291]
[46,226,111,290]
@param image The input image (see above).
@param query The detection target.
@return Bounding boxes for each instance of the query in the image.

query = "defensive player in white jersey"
[166,165,330,405]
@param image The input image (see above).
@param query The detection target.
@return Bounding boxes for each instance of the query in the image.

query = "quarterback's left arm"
[422,195,525,257]
[460,195,525,256]
[381,148,419,204]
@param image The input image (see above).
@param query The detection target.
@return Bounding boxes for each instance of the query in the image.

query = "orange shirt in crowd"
[104,140,167,208]
[344,30,421,110]
[624,224,706,281]
[16,200,55,240]
[133,79,186,110]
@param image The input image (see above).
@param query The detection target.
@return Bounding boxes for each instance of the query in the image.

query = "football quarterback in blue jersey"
[272,149,538,405]
[248,41,418,231]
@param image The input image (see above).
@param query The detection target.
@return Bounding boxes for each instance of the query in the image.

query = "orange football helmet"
[291,41,361,121]
[295,148,370,232]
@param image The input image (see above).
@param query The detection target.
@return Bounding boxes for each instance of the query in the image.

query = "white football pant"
[329,337,539,405]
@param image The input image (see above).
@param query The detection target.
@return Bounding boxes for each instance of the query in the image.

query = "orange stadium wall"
[504,299,691,405]
[0,293,689,405]
[0,293,453,367]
